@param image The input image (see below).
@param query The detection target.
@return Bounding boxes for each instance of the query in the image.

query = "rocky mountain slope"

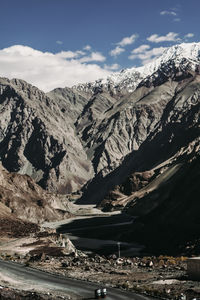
[0,42,199,210]
[0,78,93,194]
[0,163,72,223]
[0,162,78,261]
[114,153,200,254]
[75,44,200,204]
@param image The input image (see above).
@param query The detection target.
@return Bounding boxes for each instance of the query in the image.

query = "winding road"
[0,259,154,299]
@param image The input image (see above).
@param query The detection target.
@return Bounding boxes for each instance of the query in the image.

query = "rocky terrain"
[1,250,200,300]
[119,154,200,252]
[0,161,78,285]
[0,42,199,299]
[0,42,199,203]
[1,205,200,300]
[0,78,93,194]
[0,42,199,249]
[0,288,63,300]
[76,69,199,205]
[0,163,73,224]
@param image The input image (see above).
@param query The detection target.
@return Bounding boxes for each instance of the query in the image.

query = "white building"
[187,257,200,280]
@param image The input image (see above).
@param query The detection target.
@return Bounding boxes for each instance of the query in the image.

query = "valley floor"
[0,205,200,299]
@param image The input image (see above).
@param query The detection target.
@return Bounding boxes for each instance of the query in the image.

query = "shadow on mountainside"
[77,110,200,206]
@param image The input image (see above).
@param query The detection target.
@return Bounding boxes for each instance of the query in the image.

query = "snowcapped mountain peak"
[145,42,200,71]
[159,42,200,61]
[136,42,200,80]
[74,42,200,94]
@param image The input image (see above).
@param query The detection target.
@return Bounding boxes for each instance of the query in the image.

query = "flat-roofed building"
[187,257,200,280]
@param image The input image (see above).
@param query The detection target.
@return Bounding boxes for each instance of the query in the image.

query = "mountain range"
[0,42,199,252]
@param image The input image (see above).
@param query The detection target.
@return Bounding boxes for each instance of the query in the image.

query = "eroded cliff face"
[0,78,94,194]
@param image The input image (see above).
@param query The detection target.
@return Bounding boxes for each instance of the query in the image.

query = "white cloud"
[2,45,50,57]
[160,9,181,22]
[110,46,125,57]
[104,63,120,71]
[109,33,138,57]
[131,44,150,54]
[147,32,179,43]
[56,50,85,59]
[83,45,92,51]
[129,46,166,65]
[79,51,106,63]
[56,40,63,45]
[160,10,177,16]
[77,50,86,56]
[184,33,194,38]
[0,45,111,92]
[174,18,181,22]
[117,34,138,47]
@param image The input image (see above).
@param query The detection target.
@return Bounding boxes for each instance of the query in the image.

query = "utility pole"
[117,242,120,258]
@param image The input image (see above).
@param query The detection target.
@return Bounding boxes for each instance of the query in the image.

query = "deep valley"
[0,42,199,299]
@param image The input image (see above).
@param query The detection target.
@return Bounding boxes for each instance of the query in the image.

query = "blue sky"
[0,0,199,91]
